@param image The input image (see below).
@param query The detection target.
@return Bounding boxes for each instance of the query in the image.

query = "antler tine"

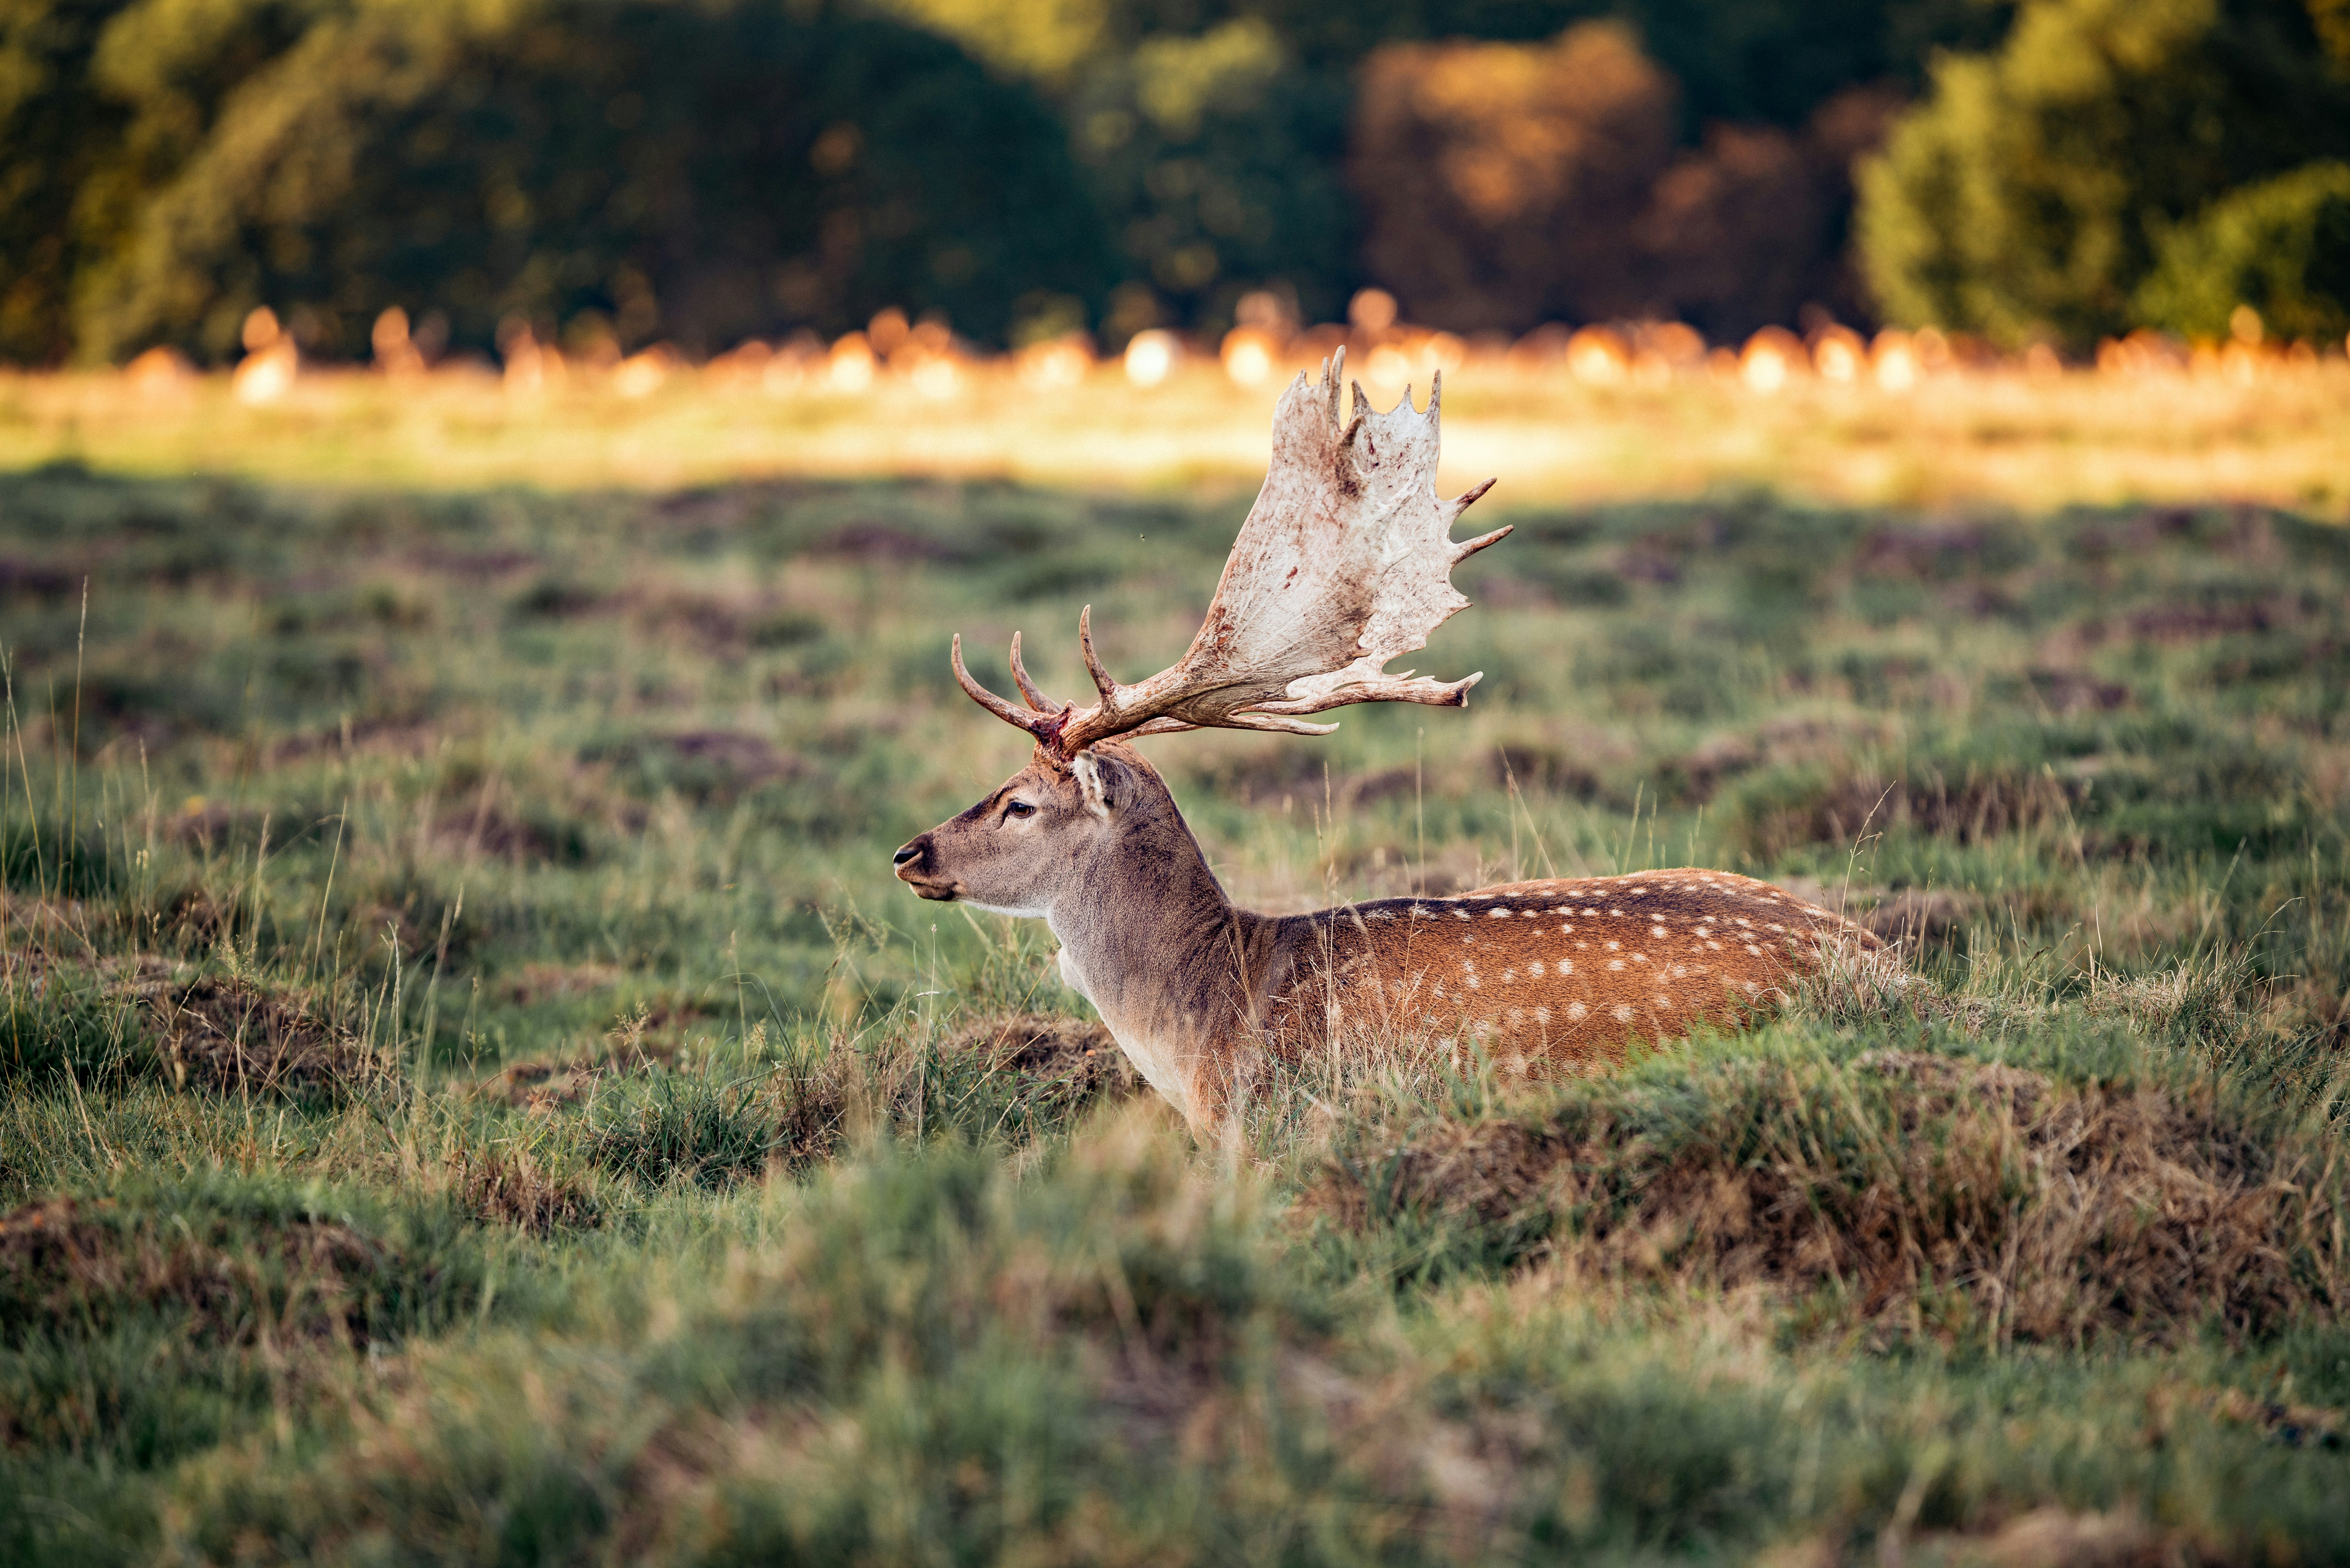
[1006,632,1062,714]
[1077,606,1119,702]
[1251,670,1482,718]
[951,634,1054,738]
[1454,524,1510,564]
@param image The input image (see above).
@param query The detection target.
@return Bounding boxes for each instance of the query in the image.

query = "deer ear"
[1071,752,1119,821]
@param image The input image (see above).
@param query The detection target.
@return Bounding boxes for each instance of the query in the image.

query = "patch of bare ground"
[0,1196,388,1354]
[148,975,384,1099]
[480,1041,686,1111]
[2025,667,2131,715]
[481,1059,611,1110]
[951,1011,1140,1101]
[450,1148,601,1233]
[1308,1051,2342,1347]
[1730,769,2076,859]
[479,1000,719,1109]
[763,1012,1140,1165]
[496,961,622,1006]
[430,801,592,865]
[270,712,446,762]
[1655,713,1889,804]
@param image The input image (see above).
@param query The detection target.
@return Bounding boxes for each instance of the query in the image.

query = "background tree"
[71,0,1118,361]
[1349,23,1678,332]
[2134,162,2350,343]
[1856,0,2350,348]
[1350,23,1900,337]
[0,0,134,364]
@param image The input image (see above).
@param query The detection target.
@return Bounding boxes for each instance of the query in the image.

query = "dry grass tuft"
[0,1195,386,1352]
[944,1011,1140,1102]
[765,1010,1141,1165]
[150,975,383,1100]
[1310,1049,2344,1347]
[451,1148,601,1233]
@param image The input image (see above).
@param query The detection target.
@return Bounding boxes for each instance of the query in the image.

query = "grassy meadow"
[4,413,2350,1563]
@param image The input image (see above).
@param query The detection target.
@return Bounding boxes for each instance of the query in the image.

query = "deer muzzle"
[891,834,958,900]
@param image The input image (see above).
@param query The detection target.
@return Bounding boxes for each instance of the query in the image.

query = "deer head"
[892,349,1505,920]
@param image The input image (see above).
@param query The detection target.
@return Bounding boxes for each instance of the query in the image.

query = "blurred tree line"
[0,0,2342,364]
[1861,0,2350,349]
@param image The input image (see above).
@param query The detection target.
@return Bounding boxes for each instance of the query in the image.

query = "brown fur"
[896,743,1882,1138]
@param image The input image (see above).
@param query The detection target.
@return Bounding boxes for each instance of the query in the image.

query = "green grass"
[2,464,2348,1563]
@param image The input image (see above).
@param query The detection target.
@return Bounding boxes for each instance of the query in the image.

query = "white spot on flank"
[1529,961,1545,978]
[1489,908,1512,918]
[1611,1004,1634,1023]
[1651,926,1668,939]
[1567,1001,1588,1021]
[1607,959,1625,970]
[1605,940,1620,951]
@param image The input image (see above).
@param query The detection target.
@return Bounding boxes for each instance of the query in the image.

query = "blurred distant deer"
[894,351,1881,1137]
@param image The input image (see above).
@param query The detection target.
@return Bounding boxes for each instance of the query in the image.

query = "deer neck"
[1045,802,1273,1121]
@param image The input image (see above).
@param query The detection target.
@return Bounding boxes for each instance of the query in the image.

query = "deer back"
[1258,869,1880,1071]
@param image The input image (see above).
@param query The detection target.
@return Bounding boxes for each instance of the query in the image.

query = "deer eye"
[1004,800,1037,819]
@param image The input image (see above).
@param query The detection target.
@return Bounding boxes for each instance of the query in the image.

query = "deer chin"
[894,870,1048,918]
[960,897,1050,918]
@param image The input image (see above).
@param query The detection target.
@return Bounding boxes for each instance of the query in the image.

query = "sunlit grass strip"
[1,359,2345,515]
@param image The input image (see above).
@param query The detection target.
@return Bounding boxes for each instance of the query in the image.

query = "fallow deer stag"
[893,351,1879,1137]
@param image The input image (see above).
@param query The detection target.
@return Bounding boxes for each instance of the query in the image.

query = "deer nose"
[892,844,920,865]
[892,837,929,874]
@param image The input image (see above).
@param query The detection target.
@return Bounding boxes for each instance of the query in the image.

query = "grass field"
[4,429,2350,1563]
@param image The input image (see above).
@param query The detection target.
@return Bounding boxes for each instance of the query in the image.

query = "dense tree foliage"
[1856,0,2350,349]
[59,0,1116,363]
[1349,22,1900,337]
[2134,162,2350,343]
[2,0,2341,361]
[0,0,136,364]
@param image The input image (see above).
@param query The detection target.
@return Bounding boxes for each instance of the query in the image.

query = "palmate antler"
[953,348,1508,758]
